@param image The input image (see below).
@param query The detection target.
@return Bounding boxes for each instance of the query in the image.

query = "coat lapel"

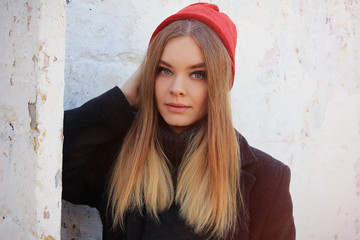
[235,130,258,239]
[235,171,256,240]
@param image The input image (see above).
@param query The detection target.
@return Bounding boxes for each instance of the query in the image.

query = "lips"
[165,102,191,113]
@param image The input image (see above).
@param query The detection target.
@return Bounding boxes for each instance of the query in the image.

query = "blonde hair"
[108,20,244,238]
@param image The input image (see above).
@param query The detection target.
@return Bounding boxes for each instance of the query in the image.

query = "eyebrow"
[159,60,206,69]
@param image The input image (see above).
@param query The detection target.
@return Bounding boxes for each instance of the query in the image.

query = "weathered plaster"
[0,0,65,239]
[63,0,360,239]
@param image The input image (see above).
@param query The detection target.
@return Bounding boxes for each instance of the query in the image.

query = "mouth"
[165,103,191,113]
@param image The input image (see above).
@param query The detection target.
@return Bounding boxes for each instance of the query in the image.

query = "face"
[155,36,208,133]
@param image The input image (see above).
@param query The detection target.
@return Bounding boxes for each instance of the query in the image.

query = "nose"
[170,75,187,96]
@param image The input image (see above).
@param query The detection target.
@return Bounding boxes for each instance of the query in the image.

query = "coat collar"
[235,130,258,168]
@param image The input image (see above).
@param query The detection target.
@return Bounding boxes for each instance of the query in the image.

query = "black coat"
[63,87,296,239]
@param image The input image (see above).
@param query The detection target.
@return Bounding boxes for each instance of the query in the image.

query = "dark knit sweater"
[157,118,200,170]
[141,119,206,240]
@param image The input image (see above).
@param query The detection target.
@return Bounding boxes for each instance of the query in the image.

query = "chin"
[163,117,190,128]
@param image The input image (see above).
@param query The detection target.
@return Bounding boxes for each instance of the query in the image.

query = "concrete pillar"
[0,0,65,239]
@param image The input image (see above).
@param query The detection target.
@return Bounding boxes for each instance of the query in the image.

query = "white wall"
[0,0,65,239]
[63,0,360,239]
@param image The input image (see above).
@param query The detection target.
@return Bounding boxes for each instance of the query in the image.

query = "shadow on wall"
[61,200,102,240]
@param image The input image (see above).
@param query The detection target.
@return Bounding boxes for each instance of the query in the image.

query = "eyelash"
[191,71,207,79]
[157,67,207,79]
[158,67,172,75]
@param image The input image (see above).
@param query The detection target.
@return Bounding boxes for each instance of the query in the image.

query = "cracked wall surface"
[0,0,65,239]
[62,0,360,239]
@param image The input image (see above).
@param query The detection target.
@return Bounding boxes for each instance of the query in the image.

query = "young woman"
[63,3,295,240]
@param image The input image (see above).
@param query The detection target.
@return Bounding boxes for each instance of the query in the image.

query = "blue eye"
[192,71,206,79]
[159,67,172,75]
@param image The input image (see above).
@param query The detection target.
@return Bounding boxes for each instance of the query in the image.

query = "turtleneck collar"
[157,117,203,171]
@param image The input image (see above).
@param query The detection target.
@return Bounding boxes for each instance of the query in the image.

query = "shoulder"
[249,146,290,181]
[235,130,290,181]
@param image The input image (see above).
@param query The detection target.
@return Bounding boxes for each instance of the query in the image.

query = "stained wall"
[62,0,360,239]
[0,0,65,239]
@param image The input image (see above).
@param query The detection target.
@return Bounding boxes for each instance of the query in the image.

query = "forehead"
[160,36,205,66]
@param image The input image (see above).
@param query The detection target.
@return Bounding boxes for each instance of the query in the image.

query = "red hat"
[150,3,237,86]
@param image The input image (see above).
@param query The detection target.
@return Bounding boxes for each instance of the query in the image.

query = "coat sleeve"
[62,87,134,207]
[260,165,296,239]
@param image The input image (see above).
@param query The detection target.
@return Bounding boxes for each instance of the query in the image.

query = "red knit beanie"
[150,3,237,86]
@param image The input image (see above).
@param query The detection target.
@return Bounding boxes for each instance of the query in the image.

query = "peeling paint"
[40,234,54,240]
[1,120,15,162]
[25,1,32,31]
[32,54,38,68]
[28,101,38,132]
[27,15,31,31]
[33,136,39,151]
[41,53,50,72]
[40,92,47,101]
[43,207,50,219]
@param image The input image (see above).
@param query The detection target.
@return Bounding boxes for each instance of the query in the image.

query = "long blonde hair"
[108,20,244,238]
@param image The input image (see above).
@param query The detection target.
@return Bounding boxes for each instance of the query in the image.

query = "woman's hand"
[121,68,141,109]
